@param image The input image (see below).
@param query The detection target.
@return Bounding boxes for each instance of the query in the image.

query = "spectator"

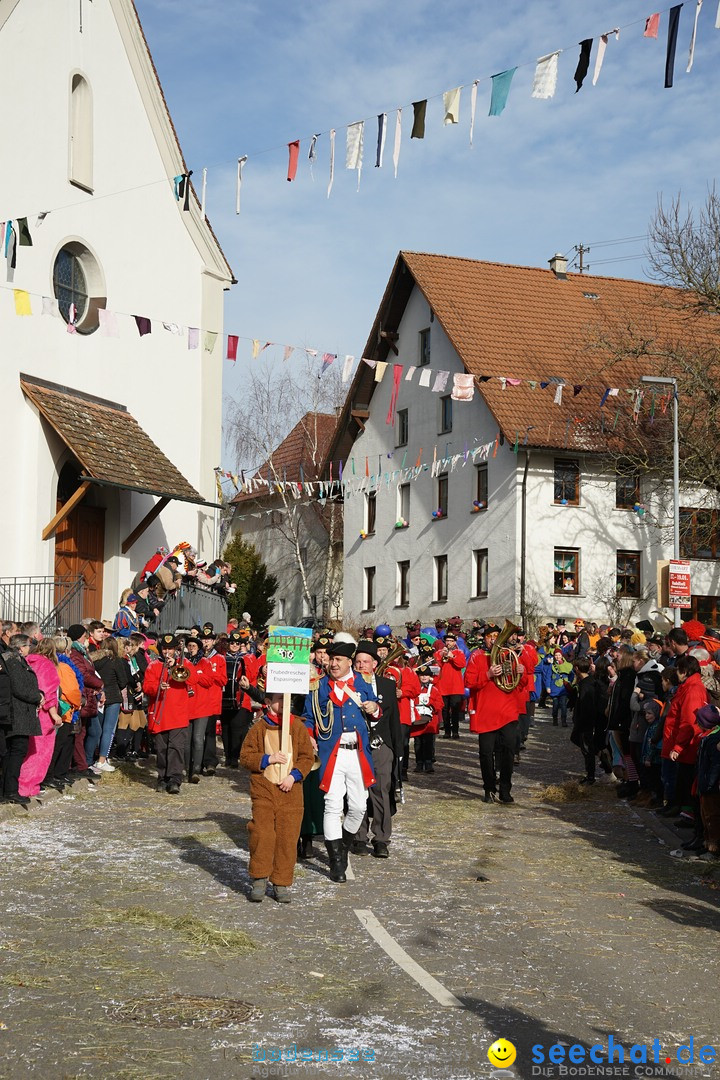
[1,635,42,806]
[18,640,61,800]
[90,637,129,773]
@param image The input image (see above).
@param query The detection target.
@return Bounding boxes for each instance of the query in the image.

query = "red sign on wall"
[669,559,692,609]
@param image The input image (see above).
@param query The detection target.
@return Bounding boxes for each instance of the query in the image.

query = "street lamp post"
[640,375,680,628]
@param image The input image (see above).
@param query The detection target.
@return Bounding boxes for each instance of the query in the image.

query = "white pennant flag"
[327,129,336,198]
[443,87,461,124]
[236,156,248,215]
[469,81,478,146]
[593,28,620,85]
[393,108,402,178]
[342,354,355,383]
[531,51,562,99]
[687,0,703,72]
[346,121,364,188]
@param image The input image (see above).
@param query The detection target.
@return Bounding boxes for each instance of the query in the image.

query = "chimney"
[549,252,568,279]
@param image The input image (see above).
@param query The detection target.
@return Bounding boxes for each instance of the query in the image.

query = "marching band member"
[410,658,443,772]
[351,641,403,859]
[303,636,380,883]
[437,630,466,739]
[144,634,197,795]
[465,624,528,804]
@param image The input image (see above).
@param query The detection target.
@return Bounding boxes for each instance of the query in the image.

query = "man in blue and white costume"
[303,634,380,883]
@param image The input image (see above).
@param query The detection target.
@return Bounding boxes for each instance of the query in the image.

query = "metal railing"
[0,576,85,632]
[155,582,229,635]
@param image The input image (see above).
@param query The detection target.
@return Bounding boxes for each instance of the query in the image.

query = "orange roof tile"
[329,251,717,460]
[233,412,338,503]
[21,375,213,505]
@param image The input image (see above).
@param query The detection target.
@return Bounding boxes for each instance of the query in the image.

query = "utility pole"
[574,243,590,273]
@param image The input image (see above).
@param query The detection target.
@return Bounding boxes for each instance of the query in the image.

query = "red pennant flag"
[414,448,423,468]
[227,335,239,362]
[287,140,300,181]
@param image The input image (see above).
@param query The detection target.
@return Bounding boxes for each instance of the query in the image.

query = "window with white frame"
[396,408,409,447]
[364,566,376,611]
[476,463,488,509]
[473,549,488,598]
[397,560,410,606]
[439,395,453,434]
[397,483,410,524]
[365,491,377,534]
[554,548,579,594]
[434,555,448,602]
[437,474,448,517]
[419,328,431,366]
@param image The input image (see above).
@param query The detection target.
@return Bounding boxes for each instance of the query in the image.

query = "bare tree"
[225,355,346,620]
[580,190,720,554]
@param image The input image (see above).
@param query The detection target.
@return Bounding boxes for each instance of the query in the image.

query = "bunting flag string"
[0,6,709,235]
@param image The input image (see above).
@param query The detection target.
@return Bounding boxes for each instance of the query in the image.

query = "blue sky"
[134,0,720,465]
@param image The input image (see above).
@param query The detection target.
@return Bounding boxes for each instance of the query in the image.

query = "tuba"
[490,620,524,693]
[376,639,407,680]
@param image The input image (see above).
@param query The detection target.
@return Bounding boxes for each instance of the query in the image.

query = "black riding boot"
[325,839,347,883]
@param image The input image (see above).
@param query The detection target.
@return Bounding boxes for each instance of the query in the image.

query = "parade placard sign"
[265,626,313,694]
[669,559,692,609]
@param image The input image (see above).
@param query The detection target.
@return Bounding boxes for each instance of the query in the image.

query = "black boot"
[297,835,316,860]
[341,828,357,872]
[325,839,347,883]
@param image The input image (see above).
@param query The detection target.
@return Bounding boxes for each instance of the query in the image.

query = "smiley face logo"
[487,1038,517,1068]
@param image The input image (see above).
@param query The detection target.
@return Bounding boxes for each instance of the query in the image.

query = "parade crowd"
[1,546,719,903]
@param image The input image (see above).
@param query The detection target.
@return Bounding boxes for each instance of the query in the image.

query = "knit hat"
[642,700,661,721]
[67,623,87,641]
[695,703,720,730]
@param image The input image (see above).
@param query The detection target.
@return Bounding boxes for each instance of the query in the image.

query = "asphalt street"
[0,708,718,1080]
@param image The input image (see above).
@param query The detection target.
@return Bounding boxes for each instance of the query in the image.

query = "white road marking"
[354,908,463,1008]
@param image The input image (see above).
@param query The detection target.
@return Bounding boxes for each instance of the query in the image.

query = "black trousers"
[570,724,596,779]
[2,733,30,797]
[220,707,252,766]
[46,723,75,783]
[414,732,435,765]
[443,694,463,736]
[202,714,220,769]
[478,722,518,797]
[401,724,411,772]
[156,727,188,785]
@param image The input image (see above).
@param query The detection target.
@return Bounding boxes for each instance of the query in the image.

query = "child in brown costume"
[240,692,315,903]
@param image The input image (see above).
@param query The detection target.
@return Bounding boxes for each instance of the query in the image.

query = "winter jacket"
[95,654,129,707]
[144,658,197,732]
[0,653,12,725]
[70,642,103,718]
[436,648,466,696]
[26,654,60,721]
[548,659,574,699]
[606,667,636,736]
[1,649,42,736]
[192,652,227,718]
[668,671,707,764]
[572,675,605,735]
[697,726,720,796]
[395,667,421,727]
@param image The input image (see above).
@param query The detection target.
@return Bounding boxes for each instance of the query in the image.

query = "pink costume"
[18,654,60,797]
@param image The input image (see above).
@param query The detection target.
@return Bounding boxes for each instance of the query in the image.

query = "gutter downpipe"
[520,450,530,627]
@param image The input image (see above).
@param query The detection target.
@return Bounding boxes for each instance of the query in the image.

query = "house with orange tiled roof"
[331,251,720,630]
[228,412,343,625]
[0,1,234,626]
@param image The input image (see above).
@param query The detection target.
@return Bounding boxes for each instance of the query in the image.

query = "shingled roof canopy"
[328,251,720,466]
[233,412,338,504]
[21,374,216,507]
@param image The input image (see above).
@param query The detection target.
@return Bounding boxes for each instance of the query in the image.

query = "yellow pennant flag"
[14,289,32,315]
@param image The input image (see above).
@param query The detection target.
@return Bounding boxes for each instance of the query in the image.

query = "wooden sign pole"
[278,692,291,782]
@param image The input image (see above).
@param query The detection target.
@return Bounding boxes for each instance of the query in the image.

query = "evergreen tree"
[222,534,277,626]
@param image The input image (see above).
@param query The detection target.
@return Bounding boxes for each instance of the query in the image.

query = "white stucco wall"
[343,279,719,632]
[343,286,519,629]
[0,0,230,616]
